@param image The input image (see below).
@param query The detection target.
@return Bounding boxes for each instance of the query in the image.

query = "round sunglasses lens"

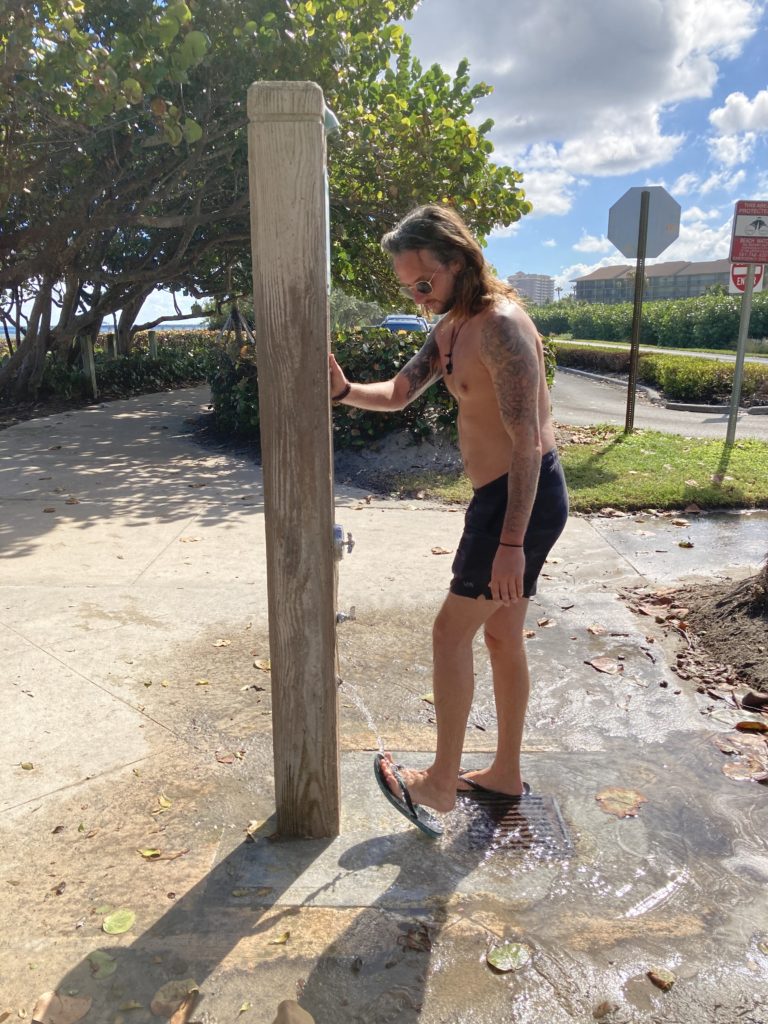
[415,282,432,295]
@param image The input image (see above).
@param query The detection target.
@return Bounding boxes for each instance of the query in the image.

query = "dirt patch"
[677,568,768,694]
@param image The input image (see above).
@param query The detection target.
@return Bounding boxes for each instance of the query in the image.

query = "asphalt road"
[551,368,768,440]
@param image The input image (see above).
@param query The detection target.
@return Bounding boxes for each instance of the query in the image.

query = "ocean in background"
[2,321,206,339]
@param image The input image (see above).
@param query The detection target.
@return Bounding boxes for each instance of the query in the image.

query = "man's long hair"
[381,204,517,319]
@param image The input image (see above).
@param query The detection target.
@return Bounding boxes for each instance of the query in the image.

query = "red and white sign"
[730,200,768,263]
[729,263,764,294]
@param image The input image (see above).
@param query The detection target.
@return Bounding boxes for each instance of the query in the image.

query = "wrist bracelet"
[499,541,523,548]
[332,382,351,403]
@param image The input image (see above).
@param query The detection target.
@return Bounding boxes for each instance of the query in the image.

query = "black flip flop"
[457,769,531,798]
[373,754,443,839]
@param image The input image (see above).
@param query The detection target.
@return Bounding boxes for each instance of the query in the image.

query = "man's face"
[392,249,458,316]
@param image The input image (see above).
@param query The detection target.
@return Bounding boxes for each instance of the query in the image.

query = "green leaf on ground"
[87,950,117,979]
[486,941,532,972]
[102,908,136,934]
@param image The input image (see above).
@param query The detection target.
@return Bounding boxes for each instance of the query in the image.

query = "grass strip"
[388,427,768,513]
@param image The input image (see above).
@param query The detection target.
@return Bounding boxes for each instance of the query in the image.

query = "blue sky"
[403,0,768,295]
[143,0,768,320]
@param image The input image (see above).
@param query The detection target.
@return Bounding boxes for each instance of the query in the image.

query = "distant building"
[572,259,731,304]
[507,271,555,305]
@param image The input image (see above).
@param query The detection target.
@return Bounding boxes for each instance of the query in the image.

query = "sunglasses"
[398,267,442,299]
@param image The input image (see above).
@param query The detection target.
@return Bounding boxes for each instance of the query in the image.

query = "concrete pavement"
[1,387,767,1024]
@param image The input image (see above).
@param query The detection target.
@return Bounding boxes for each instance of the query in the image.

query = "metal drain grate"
[458,793,572,857]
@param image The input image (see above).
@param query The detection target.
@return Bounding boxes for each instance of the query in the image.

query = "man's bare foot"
[456,767,527,797]
[380,753,456,813]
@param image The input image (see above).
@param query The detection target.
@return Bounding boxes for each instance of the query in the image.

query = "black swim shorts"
[449,448,569,600]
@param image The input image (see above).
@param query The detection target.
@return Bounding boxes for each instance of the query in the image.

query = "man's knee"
[433,605,480,649]
[484,620,524,656]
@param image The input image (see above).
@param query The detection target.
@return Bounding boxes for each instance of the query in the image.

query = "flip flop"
[373,754,443,839]
[457,769,531,798]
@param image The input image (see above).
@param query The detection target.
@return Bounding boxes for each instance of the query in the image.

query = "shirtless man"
[329,204,568,838]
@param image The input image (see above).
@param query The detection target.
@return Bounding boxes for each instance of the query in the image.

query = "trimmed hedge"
[208,328,557,448]
[553,342,768,406]
[532,292,768,348]
[39,330,219,401]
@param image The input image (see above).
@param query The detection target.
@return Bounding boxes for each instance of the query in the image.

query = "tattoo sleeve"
[397,330,443,402]
[479,315,542,539]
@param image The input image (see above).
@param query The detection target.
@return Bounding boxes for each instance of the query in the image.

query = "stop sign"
[608,186,681,259]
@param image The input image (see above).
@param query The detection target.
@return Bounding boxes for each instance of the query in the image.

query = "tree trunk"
[0,277,52,401]
[116,288,152,355]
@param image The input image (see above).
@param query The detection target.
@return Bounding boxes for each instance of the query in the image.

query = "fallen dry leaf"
[596,787,648,818]
[647,967,676,991]
[269,931,291,945]
[254,659,271,672]
[169,991,199,1024]
[150,980,199,1019]
[213,639,231,647]
[537,617,555,628]
[735,720,768,734]
[586,657,622,675]
[721,757,768,782]
[587,624,608,636]
[31,992,92,1024]
[523,629,536,638]
[430,546,452,555]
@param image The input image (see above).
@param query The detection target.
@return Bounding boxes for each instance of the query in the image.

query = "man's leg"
[457,598,530,795]
[380,592,502,813]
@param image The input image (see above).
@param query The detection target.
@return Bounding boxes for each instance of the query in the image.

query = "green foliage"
[532,293,768,349]
[39,331,218,402]
[3,0,534,403]
[207,327,456,446]
[553,342,768,406]
[209,329,557,446]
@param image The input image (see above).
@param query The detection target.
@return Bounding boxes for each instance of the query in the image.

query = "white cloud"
[699,168,747,195]
[573,233,613,253]
[672,172,702,196]
[709,88,768,134]
[554,256,629,294]
[662,213,733,261]
[405,0,762,180]
[681,205,722,222]
[708,131,756,167]
[543,239,557,247]
[488,221,522,240]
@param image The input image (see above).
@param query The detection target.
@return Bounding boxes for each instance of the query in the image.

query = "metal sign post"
[725,199,768,446]
[726,263,756,447]
[625,190,650,434]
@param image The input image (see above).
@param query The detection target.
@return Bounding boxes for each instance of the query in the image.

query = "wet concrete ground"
[1,388,767,1023]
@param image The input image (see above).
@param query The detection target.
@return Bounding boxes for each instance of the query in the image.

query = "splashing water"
[341,679,384,752]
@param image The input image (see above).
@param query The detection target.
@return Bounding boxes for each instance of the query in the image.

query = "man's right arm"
[330,331,442,412]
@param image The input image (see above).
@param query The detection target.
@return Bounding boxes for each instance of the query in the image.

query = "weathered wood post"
[247,81,340,838]
[148,330,158,359]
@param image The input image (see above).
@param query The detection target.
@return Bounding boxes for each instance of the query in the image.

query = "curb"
[559,368,768,415]
[557,366,659,401]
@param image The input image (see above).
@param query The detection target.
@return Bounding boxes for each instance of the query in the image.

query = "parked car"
[377,313,429,333]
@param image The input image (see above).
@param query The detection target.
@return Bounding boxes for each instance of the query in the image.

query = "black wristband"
[332,382,351,403]
[498,541,523,548]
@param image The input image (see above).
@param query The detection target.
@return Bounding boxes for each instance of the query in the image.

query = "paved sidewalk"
[1,388,767,1024]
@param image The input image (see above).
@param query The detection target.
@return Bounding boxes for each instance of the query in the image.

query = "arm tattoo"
[400,332,442,400]
[479,315,542,537]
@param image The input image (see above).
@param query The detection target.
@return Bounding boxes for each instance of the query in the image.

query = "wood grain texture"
[248,82,339,837]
